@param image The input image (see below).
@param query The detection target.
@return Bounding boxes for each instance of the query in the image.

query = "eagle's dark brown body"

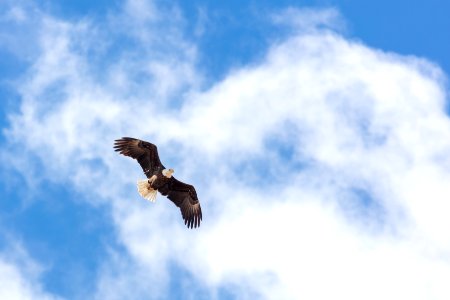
[114,137,202,229]
[149,173,171,191]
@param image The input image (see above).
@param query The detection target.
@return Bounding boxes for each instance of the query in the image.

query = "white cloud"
[0,242,60,300]
[2,1,450,299]
[271,7,346,33]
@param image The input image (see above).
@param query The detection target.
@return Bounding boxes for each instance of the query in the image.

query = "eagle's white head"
[162,168,174,178]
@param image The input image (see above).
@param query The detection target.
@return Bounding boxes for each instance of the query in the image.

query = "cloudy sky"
[1,0,450,299]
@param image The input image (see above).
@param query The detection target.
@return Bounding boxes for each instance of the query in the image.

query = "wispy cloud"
[271,7,346,33]
[0,241,61,300]
[1,1,450,299]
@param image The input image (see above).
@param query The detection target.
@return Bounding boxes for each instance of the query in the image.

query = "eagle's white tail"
[137,179,157,202]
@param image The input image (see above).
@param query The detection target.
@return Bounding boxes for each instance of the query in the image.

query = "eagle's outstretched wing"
[114,137,165,177]
[166,178,202,229]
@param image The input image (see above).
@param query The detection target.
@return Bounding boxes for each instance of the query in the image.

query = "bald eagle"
[114,137,202,228]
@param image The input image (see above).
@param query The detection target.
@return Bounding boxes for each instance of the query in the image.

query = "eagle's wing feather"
[167,178,202,229]
[114,137,165,177]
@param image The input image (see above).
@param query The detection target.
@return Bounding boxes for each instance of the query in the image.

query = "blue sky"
[1,1,450,299]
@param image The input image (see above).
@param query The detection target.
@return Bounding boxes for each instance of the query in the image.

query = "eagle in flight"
[114,137,202,228]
